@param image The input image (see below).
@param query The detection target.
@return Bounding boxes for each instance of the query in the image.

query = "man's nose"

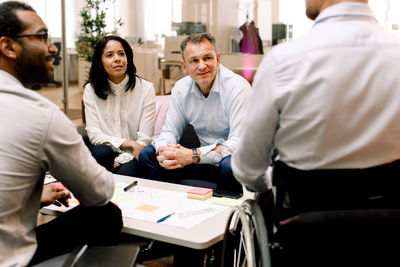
[198,59,206,69]
[48,42,57,54]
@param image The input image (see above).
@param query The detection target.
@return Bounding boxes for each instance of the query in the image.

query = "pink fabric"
[240,21,262,54]
[153,95,171,139]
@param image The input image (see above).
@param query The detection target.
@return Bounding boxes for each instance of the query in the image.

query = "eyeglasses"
[12,32,52,47]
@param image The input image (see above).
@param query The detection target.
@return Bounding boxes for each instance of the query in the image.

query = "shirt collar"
[109,74,129,95]
[0,70,24,87]
[190,67,220,98]
[314,2,376,25]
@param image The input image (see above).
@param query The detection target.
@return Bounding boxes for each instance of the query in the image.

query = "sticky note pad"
[212,197,242,207]
[136,204,159,212]
[187,187,213,201]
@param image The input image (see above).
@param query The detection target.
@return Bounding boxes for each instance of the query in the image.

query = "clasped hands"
[157,144,194,170]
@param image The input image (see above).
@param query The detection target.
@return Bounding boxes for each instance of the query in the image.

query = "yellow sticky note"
[112,195,132,203]
[136,204,160,212]
[212,197,242,207]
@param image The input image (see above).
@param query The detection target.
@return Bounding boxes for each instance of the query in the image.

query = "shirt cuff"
[110,137,125,150]
[198,139,224,165]
[200,151,223,165]
[198,144,217,156]
[153,140,168,151]
[115,152,134,164]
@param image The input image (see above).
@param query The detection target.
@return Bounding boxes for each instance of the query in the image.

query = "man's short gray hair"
[180,33,216,58]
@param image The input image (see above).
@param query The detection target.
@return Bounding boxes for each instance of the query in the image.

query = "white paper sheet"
[112,182,228,229]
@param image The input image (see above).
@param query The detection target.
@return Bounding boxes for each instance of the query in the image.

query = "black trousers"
[88,144,140,177]
[273,160,400,216]
[29,202,123,266]
[139,145,243,193]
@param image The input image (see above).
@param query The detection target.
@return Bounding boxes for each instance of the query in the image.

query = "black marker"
[123,180,138,192]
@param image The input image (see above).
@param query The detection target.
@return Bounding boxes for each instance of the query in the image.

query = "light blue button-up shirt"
[154,64,252,165]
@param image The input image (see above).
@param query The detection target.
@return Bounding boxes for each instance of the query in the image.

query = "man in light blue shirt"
[139,33,252,193]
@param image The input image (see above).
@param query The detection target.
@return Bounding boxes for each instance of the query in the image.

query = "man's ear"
[0,36,18,60]
[180,60,188,74]
[216,53,221,67]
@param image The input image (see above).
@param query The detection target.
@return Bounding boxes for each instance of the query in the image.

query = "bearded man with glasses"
[0,2,123,266]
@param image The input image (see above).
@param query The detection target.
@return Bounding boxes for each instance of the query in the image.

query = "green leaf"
[75,0,123,62]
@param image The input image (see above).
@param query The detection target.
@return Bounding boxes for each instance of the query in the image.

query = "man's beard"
[15,46,54,90]
[306,8,320,20]
[305,0,321,20]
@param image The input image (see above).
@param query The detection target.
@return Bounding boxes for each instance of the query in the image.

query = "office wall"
[181,0,209,24]
[181,0,238,53]
[211,0,239,53]
[117,0,145,40]
[117,0,272,54]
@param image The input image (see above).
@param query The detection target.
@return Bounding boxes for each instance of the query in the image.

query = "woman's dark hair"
[86,35,138,99]
[0,1,35,38]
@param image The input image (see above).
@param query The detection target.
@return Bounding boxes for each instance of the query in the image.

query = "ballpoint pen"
[157,212,176,223]
[123,180,138,192]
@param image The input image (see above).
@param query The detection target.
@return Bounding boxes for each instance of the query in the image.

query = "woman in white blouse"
[83,35,156,177]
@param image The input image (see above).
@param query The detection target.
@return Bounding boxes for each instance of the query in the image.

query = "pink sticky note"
[187,187,213,196]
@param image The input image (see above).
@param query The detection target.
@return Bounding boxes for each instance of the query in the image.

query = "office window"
[237,0,272,42]
[238,0,255,26]
[144,0,182,43]
[279,0,313,39]
[370,0,400,38]
[11,0,116,49]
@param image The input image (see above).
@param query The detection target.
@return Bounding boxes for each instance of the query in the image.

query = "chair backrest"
[272,160,400,220]
[271,160,400,266]
[277,209,400,267]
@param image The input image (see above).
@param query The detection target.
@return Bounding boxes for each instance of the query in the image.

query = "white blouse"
[83,75,156,163]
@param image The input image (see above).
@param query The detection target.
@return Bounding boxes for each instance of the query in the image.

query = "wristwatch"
[192,148,200,164]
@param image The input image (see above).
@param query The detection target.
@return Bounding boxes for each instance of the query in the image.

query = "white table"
[116,175,234,250]
[41,175,236,250]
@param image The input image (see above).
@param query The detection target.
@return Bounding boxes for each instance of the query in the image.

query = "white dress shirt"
[232,2,400,192]
[0,70,115,266]
[84,76,156,163]
[154,64,252,165]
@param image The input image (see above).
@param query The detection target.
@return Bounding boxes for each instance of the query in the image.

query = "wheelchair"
[220,160,400,267]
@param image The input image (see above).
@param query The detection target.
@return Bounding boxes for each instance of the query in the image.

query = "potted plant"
[76,0,122,89]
